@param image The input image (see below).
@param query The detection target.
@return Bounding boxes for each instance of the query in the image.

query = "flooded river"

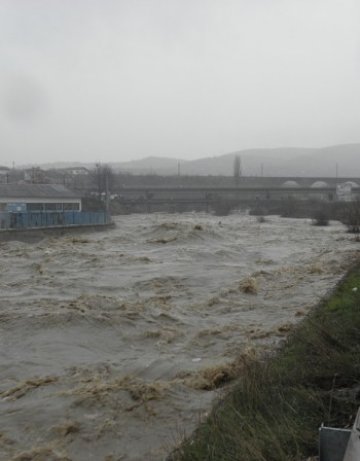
[1,213,358,461]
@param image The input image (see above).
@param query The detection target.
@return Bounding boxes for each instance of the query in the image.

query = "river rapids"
[1,213,359,461]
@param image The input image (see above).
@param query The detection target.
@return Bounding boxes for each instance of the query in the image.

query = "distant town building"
[336,182,359,202]
[69,167,89,175]
[44,167,91,188]
[24,167,47,184]
[55,167,90,176]
[0,167,10,183]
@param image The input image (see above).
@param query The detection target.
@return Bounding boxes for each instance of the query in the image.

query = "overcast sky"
[0,0,359,166]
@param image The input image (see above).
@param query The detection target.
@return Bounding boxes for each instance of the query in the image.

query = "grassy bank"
[170,262,360,461]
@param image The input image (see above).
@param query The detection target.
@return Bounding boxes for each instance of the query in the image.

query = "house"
[45,167,91,188]
[0,166,10,184]
[0,183,82,212]
[336,182,359,202]
[63,167,90,176]
[47,166,90,177]
[23,167,47,184]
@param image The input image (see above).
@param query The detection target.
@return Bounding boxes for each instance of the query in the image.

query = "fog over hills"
[114,144,360,177]
[36,144,360,177]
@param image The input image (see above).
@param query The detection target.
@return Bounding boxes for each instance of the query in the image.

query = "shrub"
[312,210,329,226]
[343,200,360,234]
[211,199,234,216]
[256,215,266,223]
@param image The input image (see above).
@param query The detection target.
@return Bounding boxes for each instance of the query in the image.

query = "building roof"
[0,183,80,199]
[49,167,90,174]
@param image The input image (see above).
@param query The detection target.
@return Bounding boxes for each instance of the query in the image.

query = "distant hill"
[30,143,360,177]
[20,161,96,170]
[113,144,360,177]
[113,156,187,175]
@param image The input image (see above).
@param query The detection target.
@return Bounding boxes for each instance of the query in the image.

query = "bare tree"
[92,163,114,196]
[91,164,115,215]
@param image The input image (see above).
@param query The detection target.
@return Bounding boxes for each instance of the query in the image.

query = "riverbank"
[170,260,360,461]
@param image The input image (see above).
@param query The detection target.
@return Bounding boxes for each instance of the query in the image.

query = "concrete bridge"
[110,179,360,214]
[116,183,359,202]
[112,175,360,189]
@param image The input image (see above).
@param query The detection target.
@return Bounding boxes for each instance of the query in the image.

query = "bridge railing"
[0,211,111,230]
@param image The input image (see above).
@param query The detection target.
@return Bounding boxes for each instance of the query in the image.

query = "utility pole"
[105,172,110,222]
[178,160,180,177]
[233,155,241,185]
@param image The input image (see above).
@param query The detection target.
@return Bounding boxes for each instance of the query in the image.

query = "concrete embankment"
[0,222,115,242]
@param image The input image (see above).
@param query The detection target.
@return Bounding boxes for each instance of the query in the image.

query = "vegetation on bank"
[170,263,360,461]
[251,199,360,234]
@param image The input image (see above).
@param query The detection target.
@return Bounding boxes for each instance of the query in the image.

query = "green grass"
[171,263,360,461]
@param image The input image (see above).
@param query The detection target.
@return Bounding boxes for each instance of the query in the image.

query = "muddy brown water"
[1,213,359,461]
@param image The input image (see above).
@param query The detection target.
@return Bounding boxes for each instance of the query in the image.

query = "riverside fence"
[0,211,111,231]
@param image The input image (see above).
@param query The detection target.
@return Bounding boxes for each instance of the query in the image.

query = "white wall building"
[0,184,82,212]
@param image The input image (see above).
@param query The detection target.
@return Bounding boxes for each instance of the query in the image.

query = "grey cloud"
[1,72,48,122]
[0,0,359,165]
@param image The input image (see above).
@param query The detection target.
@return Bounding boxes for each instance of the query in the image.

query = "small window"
[44,203,63,211]
[27,203,44,211]
[64,203,80,211]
